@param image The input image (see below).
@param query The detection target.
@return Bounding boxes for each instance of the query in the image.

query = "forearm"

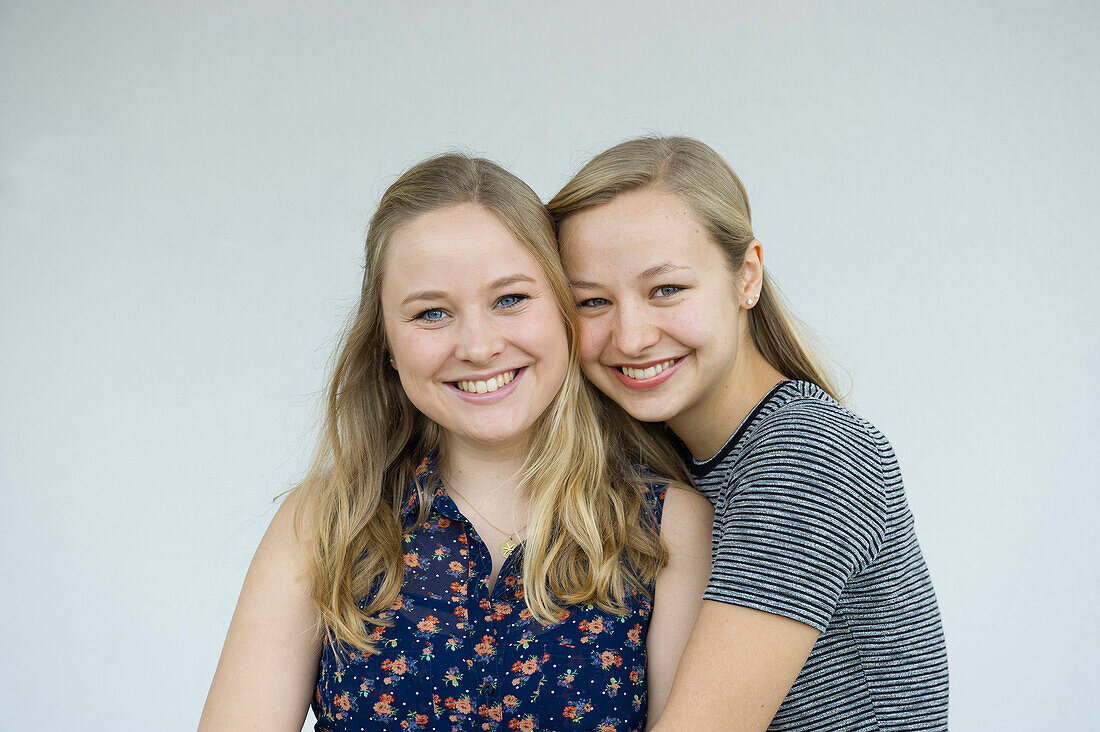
[648,600,818,731]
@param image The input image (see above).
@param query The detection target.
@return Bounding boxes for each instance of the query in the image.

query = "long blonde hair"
[547,135,840,400]
[294,154,685,655]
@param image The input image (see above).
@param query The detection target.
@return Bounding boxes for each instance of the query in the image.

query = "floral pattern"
[313,455,666,731]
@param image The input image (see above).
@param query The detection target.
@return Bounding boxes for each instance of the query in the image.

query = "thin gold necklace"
[444,481,527,558]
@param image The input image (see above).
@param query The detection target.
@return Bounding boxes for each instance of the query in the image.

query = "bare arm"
[198,493,322,731]
[645,485,714,727]
[650,600,819,731]
[647,406,889,730]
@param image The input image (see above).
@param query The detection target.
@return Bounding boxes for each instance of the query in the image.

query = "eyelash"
[653,284,683,298]
[496,293,529,310]
[412,308,448,322]
[411,293,530,322]
[576,285,684,309]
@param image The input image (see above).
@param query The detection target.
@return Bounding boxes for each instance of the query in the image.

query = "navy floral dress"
[312,455,666,732]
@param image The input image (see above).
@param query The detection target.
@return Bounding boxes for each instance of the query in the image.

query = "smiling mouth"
[452,369,518,394]
[618,359,679,381]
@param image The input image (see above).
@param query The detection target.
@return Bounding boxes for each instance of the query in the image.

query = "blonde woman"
[550,136,949,730]
[198,154,712,731]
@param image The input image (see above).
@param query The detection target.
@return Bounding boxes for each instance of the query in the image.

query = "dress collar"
[399,453,466,524]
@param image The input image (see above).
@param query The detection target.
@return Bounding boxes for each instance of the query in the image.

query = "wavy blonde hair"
[294,154,686,655]
[547,135,841,401]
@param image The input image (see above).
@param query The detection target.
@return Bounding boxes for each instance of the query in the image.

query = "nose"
[454,310,506,364]
[611,301,660,357]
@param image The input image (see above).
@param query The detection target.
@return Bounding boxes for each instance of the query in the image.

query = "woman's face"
[558,188,744,435]
[382,203,569,452]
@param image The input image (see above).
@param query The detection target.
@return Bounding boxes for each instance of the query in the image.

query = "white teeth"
[455,370,517,394]
[620,359,676,380]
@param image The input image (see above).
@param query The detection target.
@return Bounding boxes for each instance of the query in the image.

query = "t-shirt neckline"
[689,380,794,477]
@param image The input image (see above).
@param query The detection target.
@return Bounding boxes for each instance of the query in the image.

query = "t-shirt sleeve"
[703,405,889,631]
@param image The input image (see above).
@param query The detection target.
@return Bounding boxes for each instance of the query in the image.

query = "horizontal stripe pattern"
[692,381,948,730]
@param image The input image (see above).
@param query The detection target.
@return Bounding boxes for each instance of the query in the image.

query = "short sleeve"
[703,404,889,631]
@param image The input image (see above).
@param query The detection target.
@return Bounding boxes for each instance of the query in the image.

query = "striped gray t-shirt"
[691,380,948,730]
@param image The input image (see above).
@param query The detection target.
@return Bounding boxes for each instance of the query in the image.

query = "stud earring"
[389,357,396,366]
[746,297,755,306]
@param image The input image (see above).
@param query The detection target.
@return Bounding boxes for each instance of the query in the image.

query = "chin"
[612,394,680,424]
[457,419,536,447]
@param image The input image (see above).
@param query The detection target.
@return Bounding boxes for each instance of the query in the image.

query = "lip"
[445,366,526,404]
[609,356,685,390]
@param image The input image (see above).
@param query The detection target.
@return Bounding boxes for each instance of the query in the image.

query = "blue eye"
[497,293,529,309]
[654,285,682,298]
[416,308,447,322]
[578,297,610,308]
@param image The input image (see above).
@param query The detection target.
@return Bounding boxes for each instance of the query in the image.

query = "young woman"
[549,136,949,730]
[198,154,712,732]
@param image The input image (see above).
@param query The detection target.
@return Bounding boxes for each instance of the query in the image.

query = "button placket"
[488,547,523,729]
[468,526,501,728]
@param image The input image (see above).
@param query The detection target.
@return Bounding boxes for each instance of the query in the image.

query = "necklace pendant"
[500,539,518,557]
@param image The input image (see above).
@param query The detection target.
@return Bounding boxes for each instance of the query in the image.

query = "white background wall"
[2,2,1096,729]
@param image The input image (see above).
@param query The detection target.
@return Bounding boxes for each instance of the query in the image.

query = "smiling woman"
[551,136,949,730]
[198,153,714,732]
[382,203,568,452]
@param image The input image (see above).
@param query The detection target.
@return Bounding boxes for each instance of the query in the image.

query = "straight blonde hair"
[547,135,841,401]
[294,154,686,655]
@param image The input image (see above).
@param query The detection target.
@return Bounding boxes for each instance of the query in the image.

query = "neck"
[668,327,788,461]
[440,433,530,504]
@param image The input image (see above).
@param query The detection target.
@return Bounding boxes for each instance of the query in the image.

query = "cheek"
[663,304,716,350]
[576,320,612,370]
[518,306,570,363]
[541,320,571,373]
[388,327,450,381]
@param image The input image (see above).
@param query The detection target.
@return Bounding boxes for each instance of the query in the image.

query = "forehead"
[559,189,717,277]
[382,203,548,296]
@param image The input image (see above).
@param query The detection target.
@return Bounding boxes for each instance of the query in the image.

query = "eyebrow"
[569,262,689,290]
[639,262,689,280]
[401,289,447,307]
[490,274,538,289]
[399,274,538,307]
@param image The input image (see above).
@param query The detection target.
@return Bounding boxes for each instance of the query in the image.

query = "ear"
[739,239,764,309]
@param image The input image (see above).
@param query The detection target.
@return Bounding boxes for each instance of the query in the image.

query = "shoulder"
[660,482,714,531]
[754,391,878,450]
[658,482,714,556]
[717,393,890,542]
[741,393,887,495]
[632,471,712,547]
[257,488,315,578]
[197,487,321,729]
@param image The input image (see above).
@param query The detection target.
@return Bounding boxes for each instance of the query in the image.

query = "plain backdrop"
[2,2,1097,729]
